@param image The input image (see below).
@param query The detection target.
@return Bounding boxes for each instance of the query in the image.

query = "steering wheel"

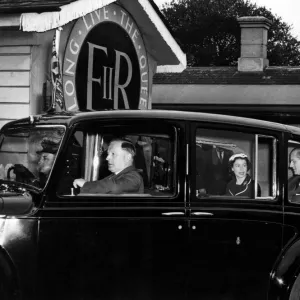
[7,164,39,186]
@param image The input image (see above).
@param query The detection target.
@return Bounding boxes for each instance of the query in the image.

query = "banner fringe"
[21,0,116,32]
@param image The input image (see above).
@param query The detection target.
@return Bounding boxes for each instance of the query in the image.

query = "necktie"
[218,150,224,162]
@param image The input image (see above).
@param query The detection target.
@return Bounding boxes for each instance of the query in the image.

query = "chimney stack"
[237,16,272,72]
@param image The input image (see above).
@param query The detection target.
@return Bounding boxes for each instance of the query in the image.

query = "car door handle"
[191,212,213,216]
[162,212,185,216]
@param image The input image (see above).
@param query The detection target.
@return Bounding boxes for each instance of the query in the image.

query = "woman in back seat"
[225,153,261,198]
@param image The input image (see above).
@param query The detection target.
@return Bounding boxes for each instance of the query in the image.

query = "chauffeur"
[288,148,300,200]
[32,138,60,186]
[73,139,144,194]
[6,137,59,187]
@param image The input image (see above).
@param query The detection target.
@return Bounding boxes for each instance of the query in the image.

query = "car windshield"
[0,125,65,189]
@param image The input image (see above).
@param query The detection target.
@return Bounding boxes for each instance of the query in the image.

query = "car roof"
[3,109,300,135]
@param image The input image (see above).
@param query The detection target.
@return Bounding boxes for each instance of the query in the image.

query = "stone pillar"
[237,16,272,72]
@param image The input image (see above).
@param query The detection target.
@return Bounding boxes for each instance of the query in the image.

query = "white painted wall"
[152,84,300,105]
[0,43,31,128]
[0,29,56,129]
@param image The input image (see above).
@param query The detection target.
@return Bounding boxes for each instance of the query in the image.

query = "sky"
[153,0,300,39]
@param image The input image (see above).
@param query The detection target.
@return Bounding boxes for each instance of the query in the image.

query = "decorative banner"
[63,3,150,111]
[21,0,116,32]
[50,29,65,112]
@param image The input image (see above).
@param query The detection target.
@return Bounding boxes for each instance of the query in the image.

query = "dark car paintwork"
[1,110,300,300]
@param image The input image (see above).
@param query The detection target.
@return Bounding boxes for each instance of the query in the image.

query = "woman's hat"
[229,153,248,162]
[36,138,59,154]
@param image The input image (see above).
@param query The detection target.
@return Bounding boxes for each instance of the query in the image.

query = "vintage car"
[0,109,300,300]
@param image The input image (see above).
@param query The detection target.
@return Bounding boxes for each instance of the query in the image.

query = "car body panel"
[0,110,300,300]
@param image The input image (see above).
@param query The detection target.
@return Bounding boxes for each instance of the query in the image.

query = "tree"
[161,0,300,66]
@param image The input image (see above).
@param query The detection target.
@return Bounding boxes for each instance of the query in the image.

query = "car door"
[272,137,300,299]
[37,202,188,300]
[187,122,284,300]
[36,119,189,300]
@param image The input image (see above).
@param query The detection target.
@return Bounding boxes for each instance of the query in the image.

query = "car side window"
[287,140,300,203]
[195,128,276,200]
[56,122,177,198]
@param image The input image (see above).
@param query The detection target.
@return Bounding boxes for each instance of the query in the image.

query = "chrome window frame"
[255,134,277,200]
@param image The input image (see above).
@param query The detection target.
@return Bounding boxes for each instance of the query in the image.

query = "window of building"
[195,128,276,200]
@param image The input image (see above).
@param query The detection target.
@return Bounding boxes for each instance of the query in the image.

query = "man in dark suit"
[288,147,300,201]
[205,146,233,195]
[196,144,209,195]
[73,139,144,194]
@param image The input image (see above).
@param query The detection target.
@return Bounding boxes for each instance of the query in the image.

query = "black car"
[0,109,300,300]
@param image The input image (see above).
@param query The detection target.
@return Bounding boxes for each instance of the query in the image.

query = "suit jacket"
[196,145,209,189]
[205,147,233,195]
[288,175,300,202]
[225,174,261,197]
[80,166,144,194]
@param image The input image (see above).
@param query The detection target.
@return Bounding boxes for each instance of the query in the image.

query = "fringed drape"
[21,0,115,32]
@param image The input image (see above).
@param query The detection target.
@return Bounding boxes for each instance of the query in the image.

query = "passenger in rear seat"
[288,148,300,201]
[225,153,261,198]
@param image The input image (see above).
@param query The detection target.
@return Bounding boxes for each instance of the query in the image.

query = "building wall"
[152,84,300,105]
[0,28,66,128]
[0,30,50,128]
[0,37,32,128]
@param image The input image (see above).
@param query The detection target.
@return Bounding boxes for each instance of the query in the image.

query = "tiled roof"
[0,0,74,12]
[153,66,300,85]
